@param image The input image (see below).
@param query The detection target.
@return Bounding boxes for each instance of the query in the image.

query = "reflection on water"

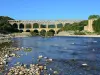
[8,36,100,74]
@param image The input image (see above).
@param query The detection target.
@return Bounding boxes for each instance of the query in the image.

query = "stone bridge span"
[8,20,81,34]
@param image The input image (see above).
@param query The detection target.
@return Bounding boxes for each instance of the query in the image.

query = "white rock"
[48,58,53,62]
[38,55,43,59]
[5,54,8,58]
[82,63,88,66]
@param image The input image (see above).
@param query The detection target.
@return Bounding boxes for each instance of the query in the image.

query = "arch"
[13,23,18,29]
[57,23,63,28]
[26,23,31,28]
[49,29,55,34]
[19,30,23,32]
[40,30,46,36]
[40,24,46,28]
[19,23,24,29]
[26,30,30,32]
[48,24,55,28]
[32,30,39,35]
[33,23,39,28]
[47,29,55,36]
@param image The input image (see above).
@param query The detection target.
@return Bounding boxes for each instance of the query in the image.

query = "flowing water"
[1,36,100,75]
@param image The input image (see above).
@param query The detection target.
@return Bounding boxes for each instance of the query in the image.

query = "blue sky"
[0,0,100,20]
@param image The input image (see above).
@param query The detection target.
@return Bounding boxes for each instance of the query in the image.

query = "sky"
[0,0,100,20]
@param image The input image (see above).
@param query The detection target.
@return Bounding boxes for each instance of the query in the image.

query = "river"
[1,36,100,75]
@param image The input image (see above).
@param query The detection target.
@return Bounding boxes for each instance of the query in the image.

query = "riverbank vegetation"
[92,17,100,33]
[30,31,54,37]
[62,20,88,31]
[61,15,100,35]
[0,16,19,34]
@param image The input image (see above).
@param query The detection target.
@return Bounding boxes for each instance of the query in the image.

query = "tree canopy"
[92,18,100,33]
[88,15,100,19]
[0,16,18,33]
[62,20,88,31]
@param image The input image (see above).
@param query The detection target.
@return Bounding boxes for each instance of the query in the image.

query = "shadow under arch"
[26,30,30,32]
[19,30,23,32]
[19,23,24,29]
[33,30,39,35]
[13,23,18,29]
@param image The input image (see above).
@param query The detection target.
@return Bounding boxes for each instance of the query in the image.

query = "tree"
[0,16,17,33]
[47,31,53,36]
[79,20,88,26]
[40,30,46,36]
[33,23,39,28]
[88,15,100,19]
[92,18,100,33]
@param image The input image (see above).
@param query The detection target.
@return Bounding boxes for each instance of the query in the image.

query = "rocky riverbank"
[0,34,12,44]
[56,34,100,37]
[11,32,31,37]
[0,45,58,75]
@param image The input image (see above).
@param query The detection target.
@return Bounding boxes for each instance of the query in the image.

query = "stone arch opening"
[19,30,23,32]
[57,23,63,28]
[48,24,55,28]
[26,23,31,28]
[47,29,55,36]
[40,24,46,28]
[33,30,39,35]
[26,30,30,32]
[33,23,39,28]
[19,23,24,29]
[13,23,18,29]
[40,30,46,36]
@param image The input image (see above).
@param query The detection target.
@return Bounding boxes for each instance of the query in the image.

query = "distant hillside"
[0,16,17,34]
[0,16,14,23]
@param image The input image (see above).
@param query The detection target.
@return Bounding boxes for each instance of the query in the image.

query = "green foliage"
[0,16,18,33]
[40,30,46,36]
[79,20,88,26]
[33,23,39,28]
[24,48,32,52]
[57,23,63,28]
[41,24,46,28]
[47,31,54,36]
[26,24,31,28]
[74,31,86,35]
[62,23,79,31]
[88,15,100,19]
[48,25,55,28]
[30,31,39,36]
[62,20,88,31]
[92,18,100,33]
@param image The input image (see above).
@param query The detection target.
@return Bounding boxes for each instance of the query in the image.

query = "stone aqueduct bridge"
[8,20,81,34]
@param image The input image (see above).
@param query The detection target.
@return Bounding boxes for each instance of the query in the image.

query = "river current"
[6,36,100,75]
